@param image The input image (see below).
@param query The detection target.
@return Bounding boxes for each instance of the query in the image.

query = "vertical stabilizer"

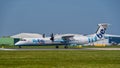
[95,23,108,39]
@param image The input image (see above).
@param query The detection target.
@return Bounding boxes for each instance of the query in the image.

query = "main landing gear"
[64,45,68,49]
[56,45,59,48]
[18,46,22,48]
[55,45,68,49]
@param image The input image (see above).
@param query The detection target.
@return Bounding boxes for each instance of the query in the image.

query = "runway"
[1,48,120,51]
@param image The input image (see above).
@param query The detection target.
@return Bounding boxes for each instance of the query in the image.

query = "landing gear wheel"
[56,46,59,48]
[64,45,68,49]
[19,46,22,48]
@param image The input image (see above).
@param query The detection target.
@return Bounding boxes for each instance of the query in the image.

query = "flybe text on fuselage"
[32,39,45,44]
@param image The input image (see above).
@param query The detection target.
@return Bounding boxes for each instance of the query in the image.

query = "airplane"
[15,23,108,48]
[15,33,65,48]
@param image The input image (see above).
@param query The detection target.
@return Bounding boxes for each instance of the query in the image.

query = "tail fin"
[95,23,108,39]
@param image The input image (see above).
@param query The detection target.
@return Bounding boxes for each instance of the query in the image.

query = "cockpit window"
[20,39,26,41]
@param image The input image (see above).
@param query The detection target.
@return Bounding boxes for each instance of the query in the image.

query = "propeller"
[50,33,54,42]
[42,34,45,38]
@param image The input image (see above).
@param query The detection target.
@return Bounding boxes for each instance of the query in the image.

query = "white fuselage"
[15,37,64,46]
[15,35,97,46]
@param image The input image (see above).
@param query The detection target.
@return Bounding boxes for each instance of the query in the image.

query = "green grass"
[0,50,120,68]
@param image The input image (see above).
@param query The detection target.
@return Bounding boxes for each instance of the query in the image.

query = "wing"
[62,35,74,41]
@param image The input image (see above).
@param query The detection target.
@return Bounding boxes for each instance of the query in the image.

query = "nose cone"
[15,41,24,45]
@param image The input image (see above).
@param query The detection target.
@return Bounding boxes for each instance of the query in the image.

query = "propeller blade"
[50,33,54,42]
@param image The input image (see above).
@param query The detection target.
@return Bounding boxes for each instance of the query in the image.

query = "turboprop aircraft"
[15,23,108,48]
[15,33,64,48]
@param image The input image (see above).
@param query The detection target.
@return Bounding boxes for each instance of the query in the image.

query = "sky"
[0,0,120,37]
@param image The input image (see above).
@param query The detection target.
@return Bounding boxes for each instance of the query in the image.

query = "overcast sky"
[0,0,120,37]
